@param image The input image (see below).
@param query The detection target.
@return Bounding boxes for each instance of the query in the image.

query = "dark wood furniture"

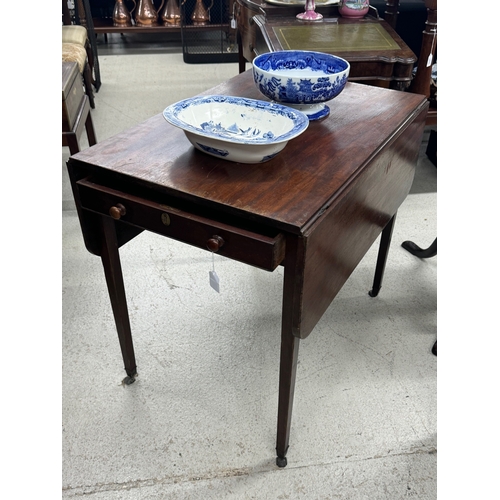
[401,236,437,357]
[408,0,437,125]
[63,0,101,91]
[62,62,97,155]
[67,69,428,467]
[375,0,437,125]
[236,0,416,89]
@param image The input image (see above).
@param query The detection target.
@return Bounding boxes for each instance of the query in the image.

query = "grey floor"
[62,34,437,499]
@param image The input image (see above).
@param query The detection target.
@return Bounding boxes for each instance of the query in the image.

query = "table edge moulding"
[66,69,428,467]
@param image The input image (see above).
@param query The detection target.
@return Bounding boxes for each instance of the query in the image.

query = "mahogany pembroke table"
[67,70,428,467]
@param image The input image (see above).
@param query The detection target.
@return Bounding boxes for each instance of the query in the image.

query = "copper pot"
[159,0,181,25]
[190,0,213,26]
[135,0,164,26]
[113,0,134,26]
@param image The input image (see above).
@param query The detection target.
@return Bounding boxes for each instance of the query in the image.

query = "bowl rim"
[252,50,350,75]
[163,95,309,145]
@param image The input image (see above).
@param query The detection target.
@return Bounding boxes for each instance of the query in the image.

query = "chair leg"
[85,112,97,147]
[85,41,94,83]
[64,133,81,156]
[82,63,95,109]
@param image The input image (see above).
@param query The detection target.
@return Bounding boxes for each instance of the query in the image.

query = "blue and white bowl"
[163,95,309,163]
[252,50,350,120]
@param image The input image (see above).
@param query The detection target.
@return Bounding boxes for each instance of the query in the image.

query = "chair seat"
[62,43,87,74]
[62,25,87,46]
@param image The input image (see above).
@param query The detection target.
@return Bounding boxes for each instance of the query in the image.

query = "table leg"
[369,213,397,297]
[276,237,303,467]
[100,216,138,384]
[276,328,300,467]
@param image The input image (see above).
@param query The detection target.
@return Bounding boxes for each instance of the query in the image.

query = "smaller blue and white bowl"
[163,95,309,164]
[253,50,350,120]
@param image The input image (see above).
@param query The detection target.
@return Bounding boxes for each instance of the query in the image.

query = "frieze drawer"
[76,178,286,271]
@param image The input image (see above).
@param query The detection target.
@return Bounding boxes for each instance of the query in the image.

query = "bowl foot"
[285,103,330,121]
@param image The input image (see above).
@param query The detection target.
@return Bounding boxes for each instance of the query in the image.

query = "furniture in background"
[62,62,97,155]
[402,238,436,259]
[67,70,428,467]
[236,0,437,115]
[180,0,239,63]
[398,0,438,350]
[371,1,428,56]
[62,24,96,108]
[408,0,437,126]
[401,237,437,357]
[83,0,238,62]
[372,0,437,125]
[63,0,102,91]
[245,13,416,89]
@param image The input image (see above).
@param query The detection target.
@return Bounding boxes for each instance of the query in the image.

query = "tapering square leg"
[100,216,137,383]
[369,213,397,297]
[276,329,300,467]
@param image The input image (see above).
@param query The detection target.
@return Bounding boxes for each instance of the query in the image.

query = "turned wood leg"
[100,216,137,383]
[369,213,397,297]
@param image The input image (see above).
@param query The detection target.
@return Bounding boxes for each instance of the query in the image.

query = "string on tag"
[231,2,237,29]
[426,30,437,68]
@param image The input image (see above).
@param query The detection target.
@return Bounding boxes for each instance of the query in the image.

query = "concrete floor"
[61,36,437,499]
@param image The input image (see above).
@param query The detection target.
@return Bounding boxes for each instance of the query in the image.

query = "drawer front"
[76,179,285,271]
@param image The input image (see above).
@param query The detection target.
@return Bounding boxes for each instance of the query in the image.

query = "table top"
[252,15,416,64]
[71,70,427,235]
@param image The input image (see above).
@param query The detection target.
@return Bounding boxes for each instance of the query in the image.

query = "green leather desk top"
[273,23,400,52]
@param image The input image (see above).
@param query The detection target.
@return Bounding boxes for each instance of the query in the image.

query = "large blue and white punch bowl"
[252,50,350,121]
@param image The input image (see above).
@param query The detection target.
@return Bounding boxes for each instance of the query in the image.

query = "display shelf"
[181,0,238,63]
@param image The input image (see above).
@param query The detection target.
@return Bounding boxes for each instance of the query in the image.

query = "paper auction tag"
[209,252,220,293]
[209,270,220,293]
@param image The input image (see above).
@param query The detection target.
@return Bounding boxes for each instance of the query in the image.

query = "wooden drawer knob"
[109,203,126,220]
[206,235,224,252]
